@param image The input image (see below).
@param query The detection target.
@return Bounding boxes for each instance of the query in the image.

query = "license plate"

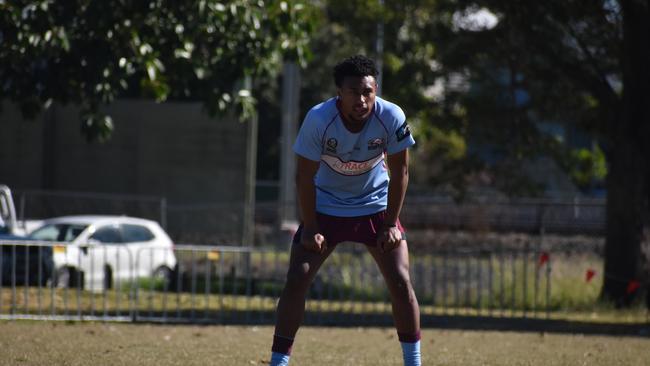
[207,251,220,261]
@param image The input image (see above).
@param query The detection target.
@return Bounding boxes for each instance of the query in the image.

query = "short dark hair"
[333,55,378,87]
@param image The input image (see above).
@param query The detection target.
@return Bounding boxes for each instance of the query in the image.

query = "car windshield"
[29,223,88,242]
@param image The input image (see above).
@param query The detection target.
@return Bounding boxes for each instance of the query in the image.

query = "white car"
[29,215,177,290]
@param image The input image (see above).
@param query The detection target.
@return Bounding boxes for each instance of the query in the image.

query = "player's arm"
[385,148,409,225]
[378,148,409,252]
[295,155,327,253]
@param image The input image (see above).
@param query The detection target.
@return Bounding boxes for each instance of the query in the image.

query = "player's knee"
[392,274,416,302]
[395,275,411,292]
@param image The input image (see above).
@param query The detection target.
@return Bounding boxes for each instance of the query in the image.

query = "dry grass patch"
[1,321,649,365]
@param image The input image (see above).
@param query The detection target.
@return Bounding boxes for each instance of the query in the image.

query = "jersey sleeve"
[385,105,416,155]
[293,109,323,162]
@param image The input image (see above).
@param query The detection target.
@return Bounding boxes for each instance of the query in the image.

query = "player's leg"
[275,241,335,335]
[366,240,421,366]
[271,240,335,365]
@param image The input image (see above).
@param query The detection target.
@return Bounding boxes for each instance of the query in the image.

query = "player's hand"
[377,225,402,253]
[300,227,328,254]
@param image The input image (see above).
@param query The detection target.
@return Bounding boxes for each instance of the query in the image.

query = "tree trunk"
[601,0,650,306]
[603,136,646,305]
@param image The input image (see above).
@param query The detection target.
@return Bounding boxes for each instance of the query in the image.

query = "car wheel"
[55,267,82,289]
[152,266,172,290]
[29,259,52,287]
[103,265,113,290]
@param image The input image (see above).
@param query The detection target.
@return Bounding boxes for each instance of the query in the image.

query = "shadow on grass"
[130,309,650,338]
[422,314,650,337]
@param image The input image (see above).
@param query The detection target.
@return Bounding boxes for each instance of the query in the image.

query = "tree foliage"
[294,0,613,197]
[428,0,649,305]
[0,0,315,141]
[391,0,621,196]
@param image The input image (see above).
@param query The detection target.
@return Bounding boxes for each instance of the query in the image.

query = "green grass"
[406,252,606,312]
[173,248,608,311]
[2,285,647,324]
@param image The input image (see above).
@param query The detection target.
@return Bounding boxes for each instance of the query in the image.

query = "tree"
[420,0,649,305]
[0,0,315,142]
[608,0,650,305]
[286,0,648,306]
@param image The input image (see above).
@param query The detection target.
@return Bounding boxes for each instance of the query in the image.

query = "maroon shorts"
[292,210,406,248]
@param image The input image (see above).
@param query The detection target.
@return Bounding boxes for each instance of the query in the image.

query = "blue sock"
[400,340,421,366]
[270,352,290,366]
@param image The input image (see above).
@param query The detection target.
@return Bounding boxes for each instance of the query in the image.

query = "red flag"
[585,269,596,282]
[626,280,641,295]
[538,252,549,267]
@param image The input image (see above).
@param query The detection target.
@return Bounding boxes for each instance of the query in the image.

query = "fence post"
[538,202,550,319]
[160,197,167,230]
[523,241,529,319]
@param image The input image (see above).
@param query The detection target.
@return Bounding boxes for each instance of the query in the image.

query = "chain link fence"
[1,239,603,325]
[1,189,611,325]
[12,189,248,245]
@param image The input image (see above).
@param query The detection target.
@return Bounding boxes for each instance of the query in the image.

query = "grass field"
[3,244,649,365]
[1,321,649,365]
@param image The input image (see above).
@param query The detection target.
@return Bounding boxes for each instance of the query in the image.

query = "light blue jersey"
[293,96,416,217]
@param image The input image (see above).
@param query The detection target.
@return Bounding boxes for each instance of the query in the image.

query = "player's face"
[337,75,377,124]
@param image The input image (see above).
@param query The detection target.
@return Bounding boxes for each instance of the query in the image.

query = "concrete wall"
[0,103,45,187]
[0,100,250,243]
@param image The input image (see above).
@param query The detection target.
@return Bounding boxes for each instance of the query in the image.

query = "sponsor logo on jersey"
[367,137,385,151]
[326,138,338,153]
[396,121,411,142]
[321,153,384,176]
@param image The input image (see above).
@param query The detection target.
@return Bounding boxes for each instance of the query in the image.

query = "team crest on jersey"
[396,121,411,142]
[367,137,385,151]
[326,138,338,153]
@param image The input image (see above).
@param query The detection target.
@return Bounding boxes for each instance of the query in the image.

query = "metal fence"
[0,239,593,325]
[402,197,606,235]
[12,189,607,245]
[12,189,248,245]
